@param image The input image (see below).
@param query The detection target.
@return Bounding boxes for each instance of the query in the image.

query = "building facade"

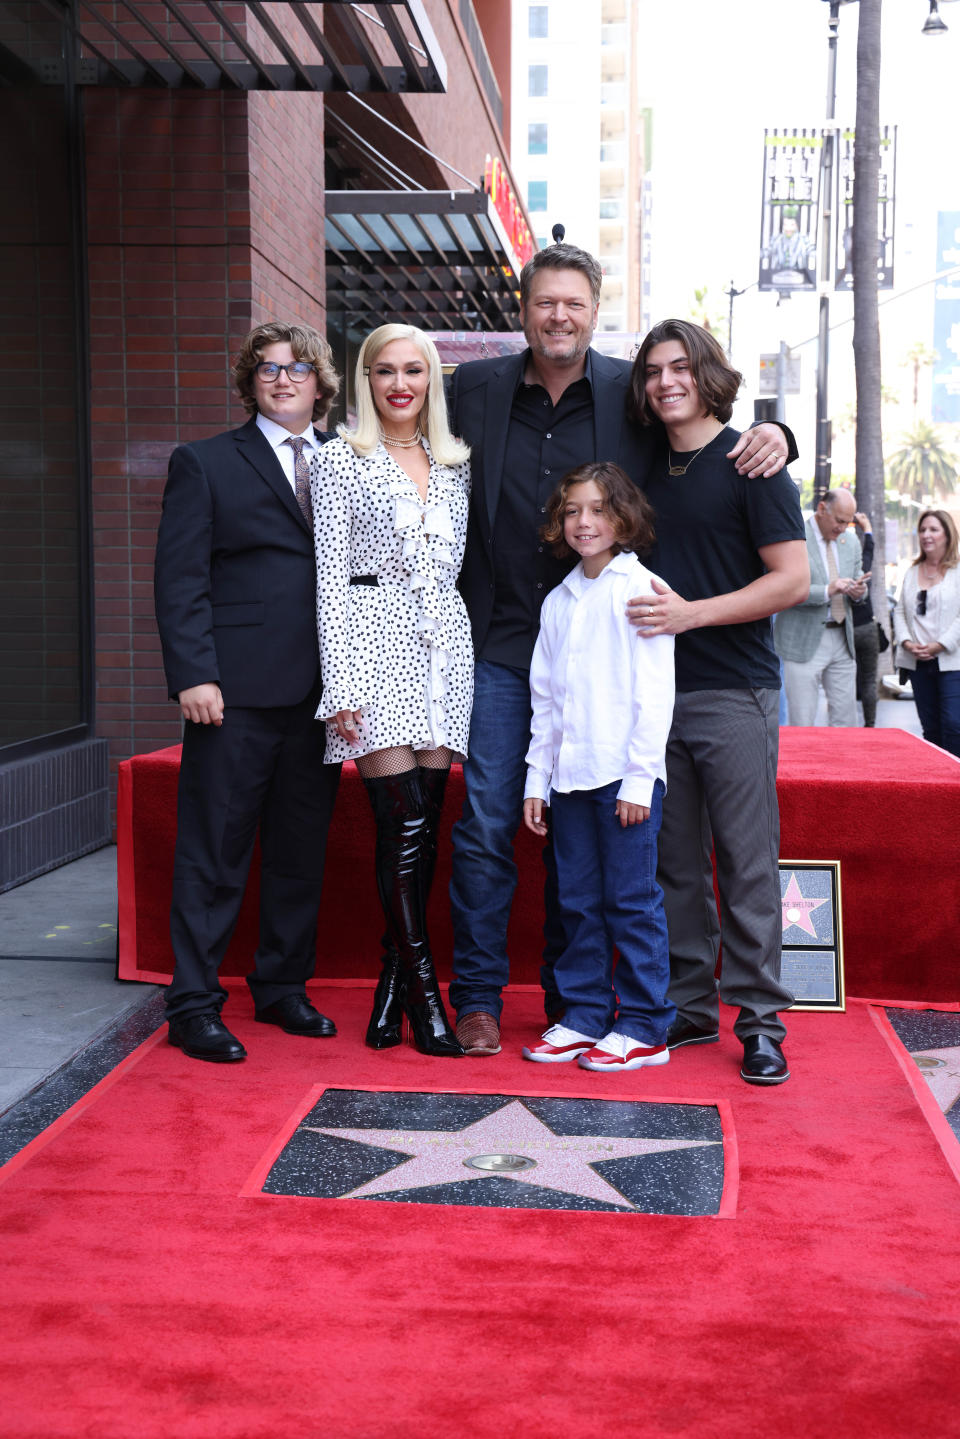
[0,0,529,890]
[510,0,642,333]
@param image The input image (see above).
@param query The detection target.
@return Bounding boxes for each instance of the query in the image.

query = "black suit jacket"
[154,418,332,708]
[446,349,656,653]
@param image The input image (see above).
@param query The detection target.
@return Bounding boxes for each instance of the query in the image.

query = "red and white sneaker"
[522,1023,598,1063]
[577,1031,670,1072]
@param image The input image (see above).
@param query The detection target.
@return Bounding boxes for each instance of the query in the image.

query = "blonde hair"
[339,324,469,467]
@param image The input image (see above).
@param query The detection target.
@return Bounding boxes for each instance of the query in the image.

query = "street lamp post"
[813,0,952,508]
[813,0,855,504]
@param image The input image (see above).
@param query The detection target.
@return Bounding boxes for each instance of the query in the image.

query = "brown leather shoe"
[456,1011,501,1057]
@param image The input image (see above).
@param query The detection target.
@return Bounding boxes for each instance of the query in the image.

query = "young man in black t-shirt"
[627,320,809,1085]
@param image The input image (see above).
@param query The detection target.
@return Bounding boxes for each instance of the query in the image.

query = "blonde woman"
[310,324,472,1055]
[894,508,960,757]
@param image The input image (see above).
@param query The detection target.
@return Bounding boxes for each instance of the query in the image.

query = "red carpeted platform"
[118,728,960,1002]
[1,990,959,1438]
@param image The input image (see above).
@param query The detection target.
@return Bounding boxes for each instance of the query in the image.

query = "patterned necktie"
[825,541,846,623]
[286,436,313,529]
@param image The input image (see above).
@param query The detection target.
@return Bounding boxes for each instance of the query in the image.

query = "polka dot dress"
[310,435,474,764]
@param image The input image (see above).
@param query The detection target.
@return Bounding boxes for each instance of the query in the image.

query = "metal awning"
[24,1,446,93]
[325,190,524,333]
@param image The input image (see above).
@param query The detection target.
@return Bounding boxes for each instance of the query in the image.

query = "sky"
[635,0,960,478]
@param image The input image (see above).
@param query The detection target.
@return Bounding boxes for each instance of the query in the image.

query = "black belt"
[825,620,844,628]
[349,575,378,586]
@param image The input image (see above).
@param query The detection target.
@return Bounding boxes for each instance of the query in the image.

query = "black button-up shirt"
[481,351,597,669]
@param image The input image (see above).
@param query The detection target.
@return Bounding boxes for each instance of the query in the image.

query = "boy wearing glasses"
[154,323,342,1061]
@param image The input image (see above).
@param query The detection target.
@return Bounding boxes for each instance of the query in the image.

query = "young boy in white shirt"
[522,461,676,1070]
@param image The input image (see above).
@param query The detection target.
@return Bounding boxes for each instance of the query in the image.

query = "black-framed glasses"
[917,589,928,616]
[254,361,315,382]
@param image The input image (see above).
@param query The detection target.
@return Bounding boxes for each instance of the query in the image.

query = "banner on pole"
[758,129,822,292]
[933,211,960,425]
[834,125,897,291]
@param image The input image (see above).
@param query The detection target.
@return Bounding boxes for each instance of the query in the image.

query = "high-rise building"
[511,0,642,332]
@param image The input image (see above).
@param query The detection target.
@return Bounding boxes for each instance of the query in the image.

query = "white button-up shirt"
[256,413,322,494]
[524,551,675,808]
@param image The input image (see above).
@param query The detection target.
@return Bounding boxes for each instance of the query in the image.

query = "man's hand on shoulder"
[179,683,224,726]
[627,578,697,635]
[728,423,788,478]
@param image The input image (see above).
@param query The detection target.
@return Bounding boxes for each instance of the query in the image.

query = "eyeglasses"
[917,589,928,616]
[254,361,315,382]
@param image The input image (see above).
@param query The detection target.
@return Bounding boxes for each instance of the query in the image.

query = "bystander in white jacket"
[524,551,676,808]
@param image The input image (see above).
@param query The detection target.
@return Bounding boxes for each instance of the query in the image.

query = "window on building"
[528,123,548,155]
[528,180,548,212]
[529,6,549,38]
[528,64,548,98]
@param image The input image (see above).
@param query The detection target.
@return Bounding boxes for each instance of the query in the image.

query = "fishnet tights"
[355,745,452,779]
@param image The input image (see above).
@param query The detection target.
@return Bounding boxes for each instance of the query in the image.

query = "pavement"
[0,694,924,1153]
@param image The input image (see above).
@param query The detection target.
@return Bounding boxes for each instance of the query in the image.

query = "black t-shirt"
[482,362,595,669]
[643,427,805,692]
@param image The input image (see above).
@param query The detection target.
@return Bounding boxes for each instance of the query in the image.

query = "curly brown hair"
[541,461,656,559]
[628,318,742,427]
[233,321,339,423]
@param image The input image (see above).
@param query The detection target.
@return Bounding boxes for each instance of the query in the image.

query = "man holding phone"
[776,488,869,727]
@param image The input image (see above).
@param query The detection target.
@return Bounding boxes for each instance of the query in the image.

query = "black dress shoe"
[168,1011,246,1062]
[255,994,336,1037]
[740,1034,790,1086]
[666,1016,720,1050]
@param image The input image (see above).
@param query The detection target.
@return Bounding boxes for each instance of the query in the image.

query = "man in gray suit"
[776,489,870,726]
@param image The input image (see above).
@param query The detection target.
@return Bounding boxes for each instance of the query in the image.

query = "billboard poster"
[834,125,897,291]
[758,129,821,292]
[932,211,960,425]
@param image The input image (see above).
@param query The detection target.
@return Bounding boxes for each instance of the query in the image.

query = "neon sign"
[483,155,536,269]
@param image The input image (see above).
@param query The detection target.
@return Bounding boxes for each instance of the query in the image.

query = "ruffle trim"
[391,466,458,745]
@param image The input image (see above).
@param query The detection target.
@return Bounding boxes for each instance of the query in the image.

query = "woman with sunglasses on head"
[893,508,960,758]
[310,324,472,1056]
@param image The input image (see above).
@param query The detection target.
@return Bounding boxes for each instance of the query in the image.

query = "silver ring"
[344,720,355,729]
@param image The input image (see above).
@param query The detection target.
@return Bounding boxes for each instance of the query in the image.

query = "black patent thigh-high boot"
[362,768,463,1057]
[365,770,449,1048]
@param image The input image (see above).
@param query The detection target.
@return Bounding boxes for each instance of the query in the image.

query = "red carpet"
[117,729,960,1001]
[2,987,960,1437]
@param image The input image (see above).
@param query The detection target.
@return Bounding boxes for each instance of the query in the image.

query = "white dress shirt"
[256,413,322,494]
[524,551,676,808]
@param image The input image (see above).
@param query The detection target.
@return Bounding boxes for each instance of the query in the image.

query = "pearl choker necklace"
[380,425,422,450]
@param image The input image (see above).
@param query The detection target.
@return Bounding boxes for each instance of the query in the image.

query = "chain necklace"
[668,441,710,477]
[380,424,423,450]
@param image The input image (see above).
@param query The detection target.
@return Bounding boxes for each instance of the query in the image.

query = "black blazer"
[154,418,332,708]
[446,349,656,653]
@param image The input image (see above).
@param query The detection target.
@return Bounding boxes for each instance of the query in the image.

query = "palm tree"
[886,419,959,500]
[902,342,938,421]
[852,0,885,617]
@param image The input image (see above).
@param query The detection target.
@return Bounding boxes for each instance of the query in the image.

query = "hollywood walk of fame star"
[781,871,831,939]
[911,1046,960,1119]
[303,1099,719,1210]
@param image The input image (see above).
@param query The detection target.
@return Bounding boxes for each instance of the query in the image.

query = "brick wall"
[247,90,326,327]
[83,84,327,816]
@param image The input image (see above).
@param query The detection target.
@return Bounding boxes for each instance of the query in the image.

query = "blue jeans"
[550,779,674,1045]
[449,661,566,1019]
[911,658,960,758]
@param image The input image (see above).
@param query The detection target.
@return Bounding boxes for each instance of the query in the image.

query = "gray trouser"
[658,688,792,1042]
[783,626,857,727]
